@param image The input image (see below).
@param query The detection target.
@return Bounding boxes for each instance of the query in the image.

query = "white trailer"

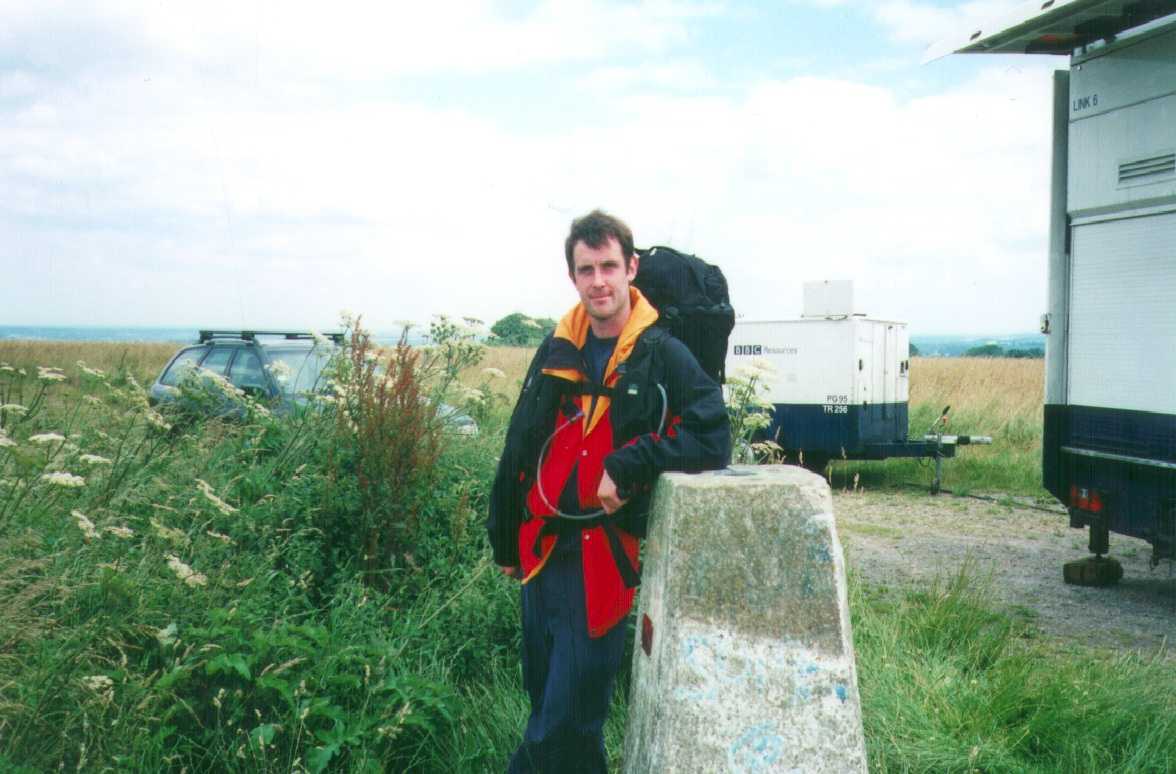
[933,0,1176,574]
[728,282,986,485]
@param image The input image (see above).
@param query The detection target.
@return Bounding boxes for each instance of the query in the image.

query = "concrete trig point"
[623,465,867,773]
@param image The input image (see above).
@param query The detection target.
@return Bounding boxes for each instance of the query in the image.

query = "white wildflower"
[37,366,67,382]
[72,510,100,540]
[155,623,178,648]
[188,367,244,399]
[0,403,28,414]
[105,525,134,539]
[29,432,66,445]
[42,471,85,487]
[0,364,15,373]
[750,393,775,412]
[731,359,777,384]
[743,412,772,431]
[82,395,103,406]
[206,529,233,545]
[76,361,107,379]
[144,409,171,432]
[144,408,171,431]
[0,435,14,448]
[338,309,356,328]
[481,367,505,380]
[150,518,189,546]
[265,360,292,384]
[17,368,27,376]
[80,675,114,704]
[249,402,272,418]
[79,454,113,466]
[521,317,541,329]
[165,554,207,587]
[196,479,237,515]
[462,387,485,403]
[309,330,329,347]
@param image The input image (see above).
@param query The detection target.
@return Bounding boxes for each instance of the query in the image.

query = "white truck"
[932,0,1176,580]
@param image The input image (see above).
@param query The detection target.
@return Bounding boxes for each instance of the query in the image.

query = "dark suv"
[149,330,478,433]
[149,330,343,415]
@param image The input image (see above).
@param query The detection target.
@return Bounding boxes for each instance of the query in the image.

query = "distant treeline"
[911,333,1046,358]
[910,342,1043,359]
[488,312,557,346]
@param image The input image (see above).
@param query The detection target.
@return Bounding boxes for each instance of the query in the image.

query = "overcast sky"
[1,0,1063,334]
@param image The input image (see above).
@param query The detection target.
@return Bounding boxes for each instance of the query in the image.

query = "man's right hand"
[499,565,521,579]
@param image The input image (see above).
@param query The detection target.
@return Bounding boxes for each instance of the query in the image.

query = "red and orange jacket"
[487,288,730,637]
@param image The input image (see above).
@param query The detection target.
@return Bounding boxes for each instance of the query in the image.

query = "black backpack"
[633,245,735,384]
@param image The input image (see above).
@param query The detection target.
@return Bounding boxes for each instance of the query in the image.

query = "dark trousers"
[508,540,627,774]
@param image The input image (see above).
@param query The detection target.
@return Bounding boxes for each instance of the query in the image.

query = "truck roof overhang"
[923,0,1176,62]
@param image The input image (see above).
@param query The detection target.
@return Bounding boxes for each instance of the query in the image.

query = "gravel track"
[832,489,1176,658]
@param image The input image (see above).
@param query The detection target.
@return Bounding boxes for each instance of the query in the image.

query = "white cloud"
[1,2,1060,335]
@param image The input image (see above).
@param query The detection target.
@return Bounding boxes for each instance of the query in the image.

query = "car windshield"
[265,347,335,396]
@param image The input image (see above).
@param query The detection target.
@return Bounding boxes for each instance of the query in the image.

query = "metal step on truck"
[930,0,1176,584]
[726,280,990,492]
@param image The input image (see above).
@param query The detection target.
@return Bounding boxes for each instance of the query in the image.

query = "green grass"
[854,569,1176,773]
[3,342,1171,772]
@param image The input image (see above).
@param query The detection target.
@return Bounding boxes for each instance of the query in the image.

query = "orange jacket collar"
[548,287,659,385]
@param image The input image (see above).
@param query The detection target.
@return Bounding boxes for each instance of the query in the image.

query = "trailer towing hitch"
[921,406,993,494]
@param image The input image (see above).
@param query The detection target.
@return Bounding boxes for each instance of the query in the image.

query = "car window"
[229,350,268,391]
[200,347,235,376]
[265,347,334,395]
[160,347,209,386]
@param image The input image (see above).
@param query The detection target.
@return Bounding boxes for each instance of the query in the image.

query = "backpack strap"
[636,325,669,351]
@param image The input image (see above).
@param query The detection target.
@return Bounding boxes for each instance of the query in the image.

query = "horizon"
[0,321,1047,340]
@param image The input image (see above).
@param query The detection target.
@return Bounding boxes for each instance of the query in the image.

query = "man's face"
[570,236,638,328]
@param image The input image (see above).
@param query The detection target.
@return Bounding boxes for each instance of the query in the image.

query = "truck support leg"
[1063,514,1123,586]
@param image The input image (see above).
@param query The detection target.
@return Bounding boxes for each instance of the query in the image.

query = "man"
[487,209,730,773]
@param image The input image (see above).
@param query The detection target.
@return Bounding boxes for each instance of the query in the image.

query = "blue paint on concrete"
[835,683,848,703]
[809,543,833,563]
[728,724,785,772]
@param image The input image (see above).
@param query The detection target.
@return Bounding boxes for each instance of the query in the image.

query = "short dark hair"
[564,209,635,274]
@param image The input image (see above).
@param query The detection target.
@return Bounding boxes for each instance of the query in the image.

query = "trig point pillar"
[622,465,867,773]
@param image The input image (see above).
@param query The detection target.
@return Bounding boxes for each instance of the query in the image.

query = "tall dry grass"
[0,341,177,389]
[459,346,534,387]
[909,357,1043,430]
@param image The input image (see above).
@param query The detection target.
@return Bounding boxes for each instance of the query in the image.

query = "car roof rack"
[198,330,346,345]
